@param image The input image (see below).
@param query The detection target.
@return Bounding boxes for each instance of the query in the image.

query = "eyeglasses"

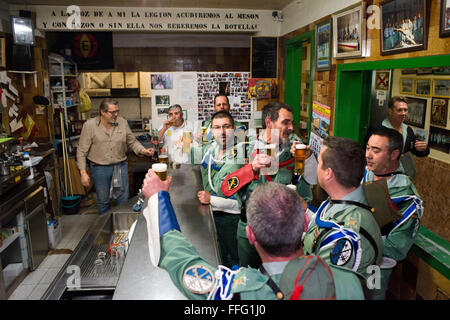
[212,124,233,130]
[106,110,120,115]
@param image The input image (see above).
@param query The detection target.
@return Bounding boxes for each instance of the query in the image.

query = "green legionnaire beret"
[279,256,336,300]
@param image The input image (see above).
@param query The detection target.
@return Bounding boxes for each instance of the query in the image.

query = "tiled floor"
[8,212,98,300]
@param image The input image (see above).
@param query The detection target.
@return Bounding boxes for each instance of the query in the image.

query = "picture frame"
[0,36,5,68]
[429,126,450,154]
[332,2,366,59]
[433,79,450,98]
[404,96,427,128]
[375,70,391,91]
[400,77,414,94]
[315,19,332,71]
[380,0,428,55]
[440,0,450,37]
[430,98,448,126]
[414,78,432,96]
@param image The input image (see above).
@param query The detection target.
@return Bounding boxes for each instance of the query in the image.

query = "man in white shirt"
[158,104,193,164]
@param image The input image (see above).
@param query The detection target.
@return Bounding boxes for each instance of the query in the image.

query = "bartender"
[76,98,154,215]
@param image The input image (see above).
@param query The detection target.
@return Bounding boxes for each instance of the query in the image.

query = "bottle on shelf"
[23,152,34,180]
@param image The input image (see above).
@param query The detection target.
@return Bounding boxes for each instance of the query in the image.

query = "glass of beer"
[294,143,306,175]
[182,131,192,153]
[158,153,169,165]
[265,144,276,167]
[201,127,207,143]
[152,163,167,181]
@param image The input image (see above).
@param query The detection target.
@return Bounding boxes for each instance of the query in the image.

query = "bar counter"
[42,164,220,300]
[113,164,220,299]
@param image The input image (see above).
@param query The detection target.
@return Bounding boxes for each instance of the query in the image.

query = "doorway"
[334,54,450,144]
[284,30,314,142]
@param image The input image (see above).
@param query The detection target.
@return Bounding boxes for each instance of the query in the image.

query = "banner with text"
[33,6,270,33]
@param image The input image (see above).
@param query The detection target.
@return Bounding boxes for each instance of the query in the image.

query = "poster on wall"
[312,100,331,138]
[197,72,251,122]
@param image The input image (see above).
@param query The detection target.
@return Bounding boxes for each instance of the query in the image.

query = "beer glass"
[294,143,306,175]
[152,163,168,181]
[182,131,192,153]
[201,126,207,143]
[257,143,278,175]
[158,153,169,165]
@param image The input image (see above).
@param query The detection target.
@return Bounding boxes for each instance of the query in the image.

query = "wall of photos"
[392,68,450,164]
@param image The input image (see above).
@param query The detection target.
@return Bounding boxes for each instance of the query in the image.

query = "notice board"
[251,37,278,79]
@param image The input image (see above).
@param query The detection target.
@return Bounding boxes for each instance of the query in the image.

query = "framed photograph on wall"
[414,78,431,96]
[430,98,448,126]
[400,77,414,94]
[433,79,450,98]
[404,96,427,128]
[380,0,428,55]
[315,19,332,71]
[429,126,450,153]
[440,0,450,37]
[332,2,366,59]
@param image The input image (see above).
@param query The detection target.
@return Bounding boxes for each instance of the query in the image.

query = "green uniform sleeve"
[159,230,217,300]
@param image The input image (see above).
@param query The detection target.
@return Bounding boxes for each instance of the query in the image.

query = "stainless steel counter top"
[113,164,220,300]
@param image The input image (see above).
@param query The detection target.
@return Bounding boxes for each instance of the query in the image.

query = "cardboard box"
[111,72,125,88]
[125,72,138,88]
[139,72,151,97]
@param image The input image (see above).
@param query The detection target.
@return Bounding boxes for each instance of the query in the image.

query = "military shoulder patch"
[329,238,353,266]
[227,176,240,191]
[183,265,215,294]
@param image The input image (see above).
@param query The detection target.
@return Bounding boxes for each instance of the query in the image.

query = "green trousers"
[213,212,240,268]
[236,219,261,268]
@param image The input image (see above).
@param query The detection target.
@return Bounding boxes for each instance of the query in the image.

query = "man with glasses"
[193,110,246,267]
[77,98,154,214]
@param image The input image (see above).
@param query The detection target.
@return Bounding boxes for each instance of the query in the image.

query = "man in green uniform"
[142,171,364,300]
[363,127,423,299]
[201,94,246,142]
[221,102,317,268]
[192,110,246,267]
[302,136,383,285]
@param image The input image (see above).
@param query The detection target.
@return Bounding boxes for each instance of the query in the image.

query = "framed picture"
[0,36,5,68]
[155,95,170,106]
[315,19,332,71]
[414,78,431,96]
[375,70,390,90]
[404,96,427,128]
[380,0,428,55]
[400,77,414,94]
[440,0,450,37]
[433,79,450,98]
[151,74,173,90]
[332,2,366,59]
[429,126,450,153]
[434,66,450,75]
[430,98,448,126]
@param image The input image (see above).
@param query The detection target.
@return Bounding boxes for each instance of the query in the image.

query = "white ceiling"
[7,0,294,10]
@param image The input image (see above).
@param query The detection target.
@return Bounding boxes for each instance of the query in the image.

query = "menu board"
[251,37,278,79]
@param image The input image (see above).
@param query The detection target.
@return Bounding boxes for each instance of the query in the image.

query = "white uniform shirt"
[159,120,194,164]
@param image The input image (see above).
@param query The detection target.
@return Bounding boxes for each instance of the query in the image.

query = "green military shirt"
[302,186,383,276]
[159,230,364,300]
[363,168,423,261]
[244,132,314,203]
[191,140,246,213]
